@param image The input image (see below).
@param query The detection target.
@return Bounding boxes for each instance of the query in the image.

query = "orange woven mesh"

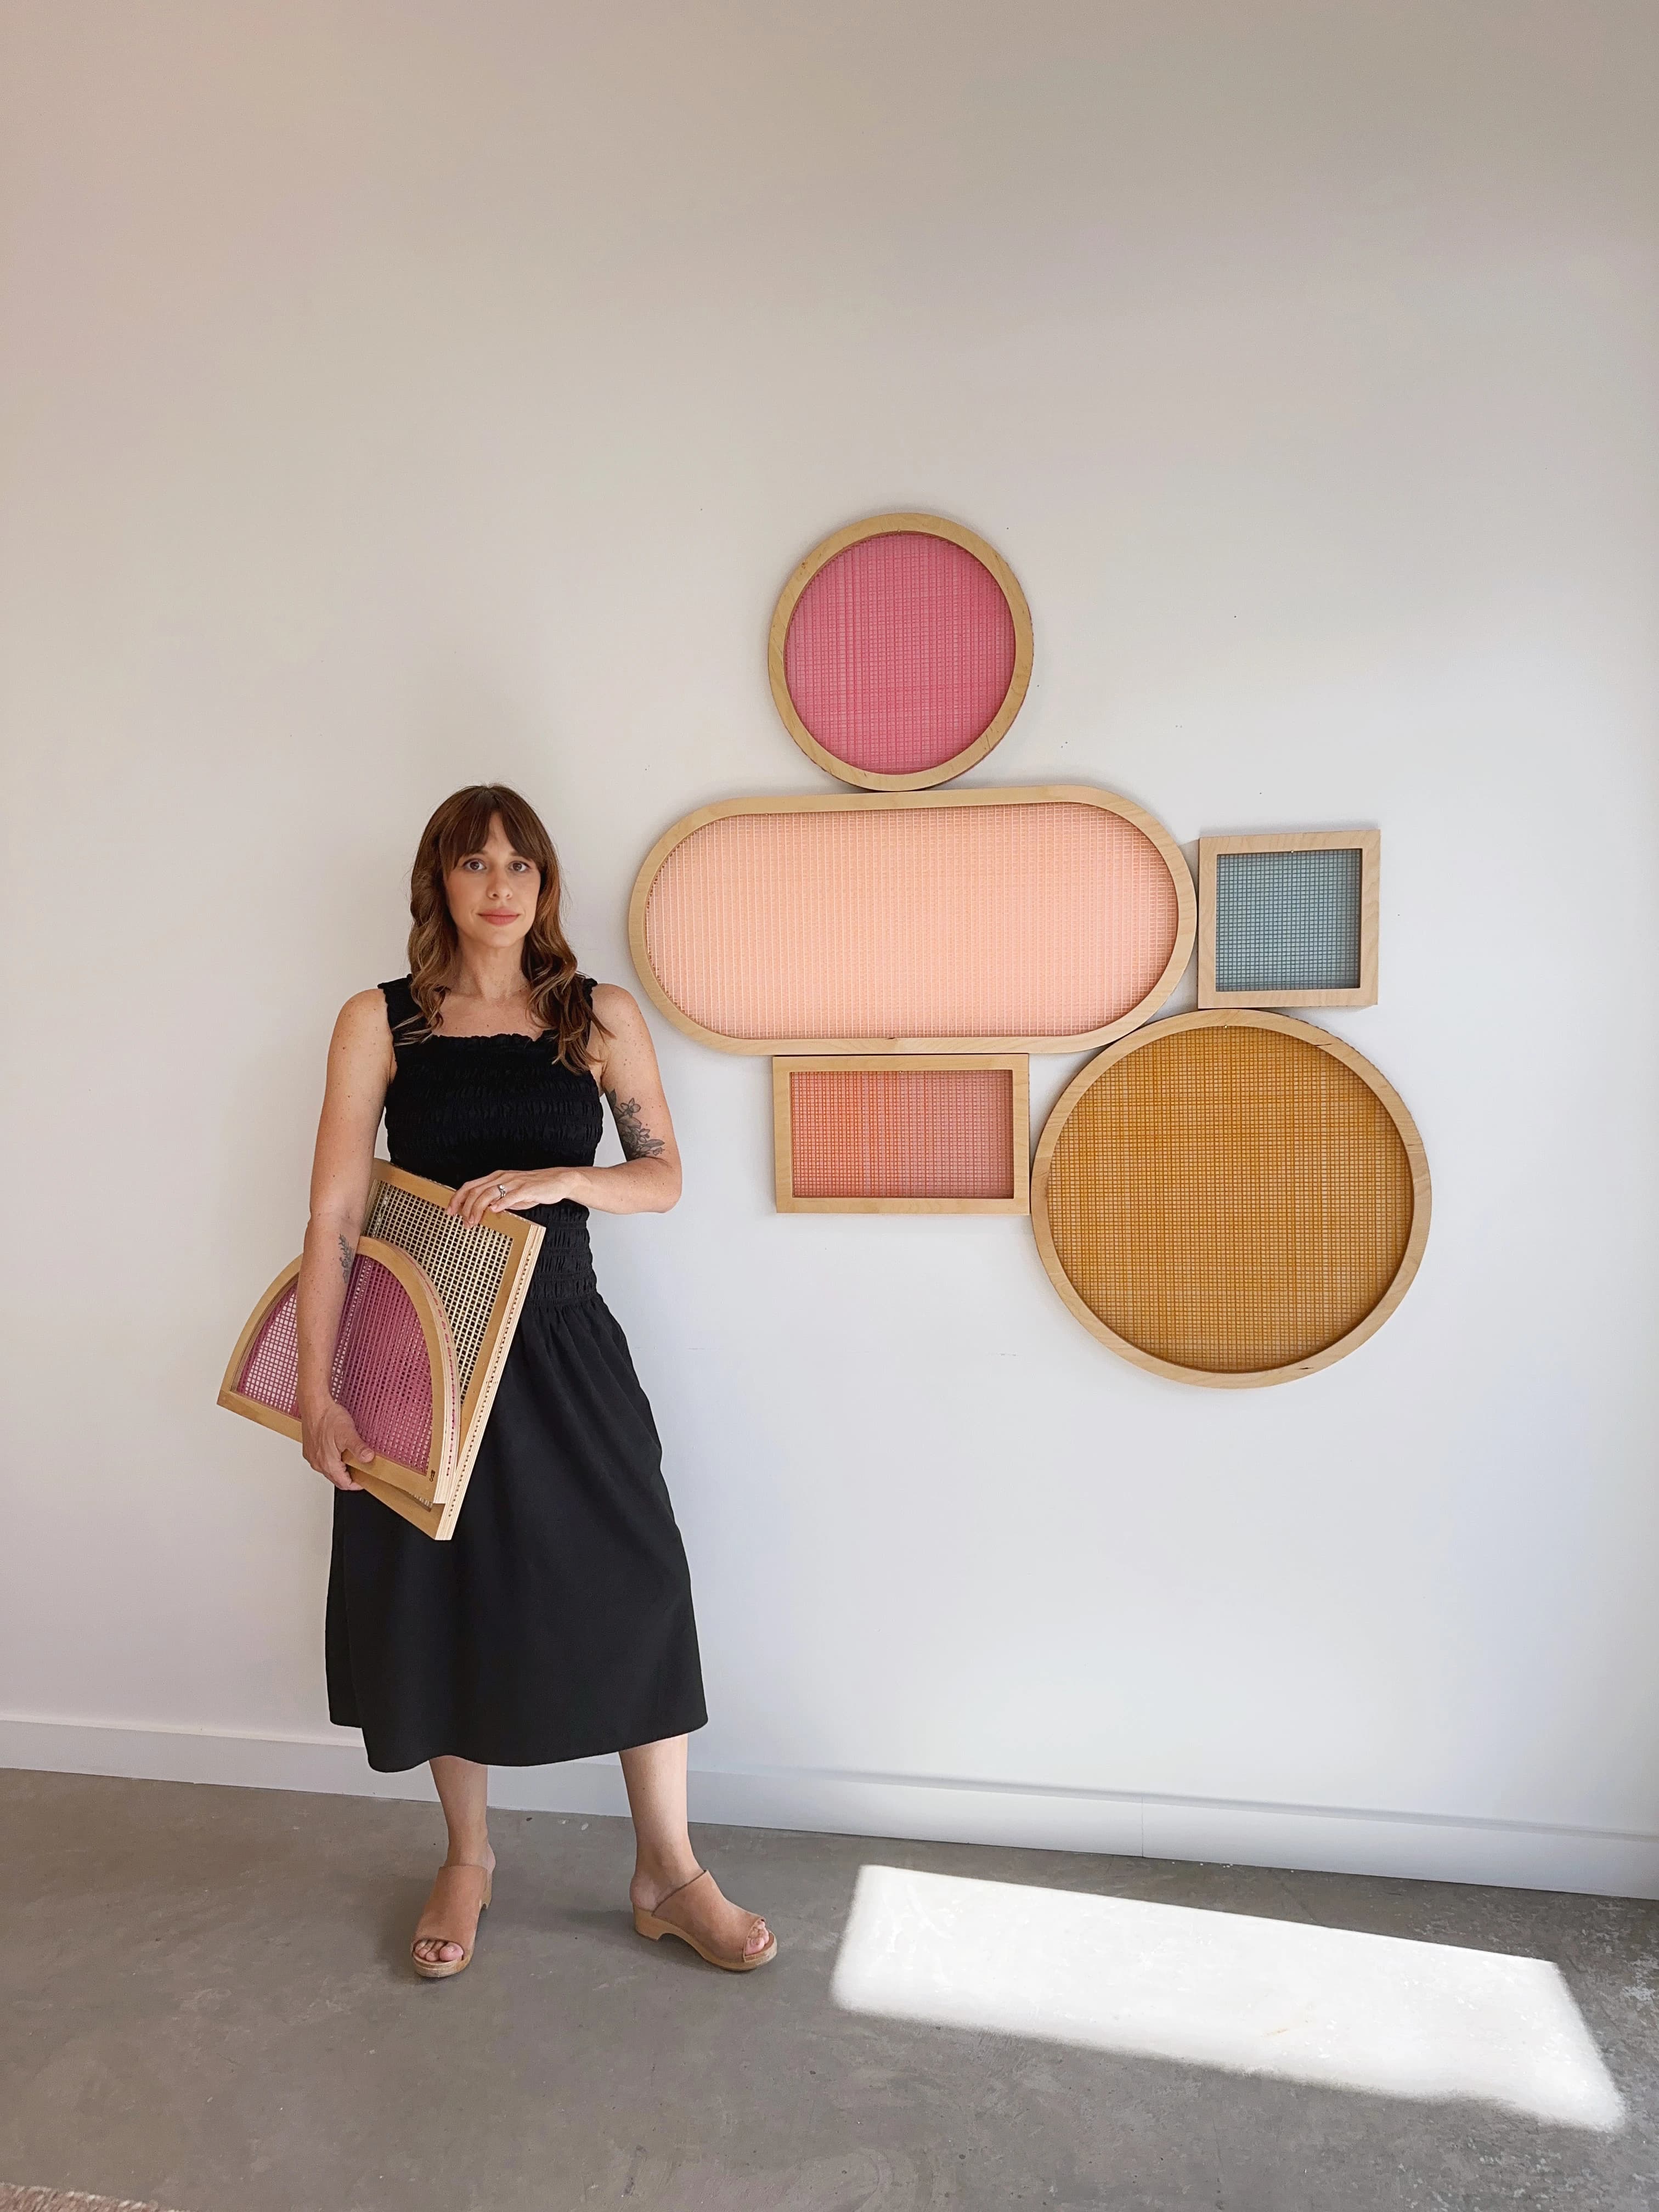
[790,1068,1016,1199]
[645,804,1179,1041]
[1045,1025,1413,1372]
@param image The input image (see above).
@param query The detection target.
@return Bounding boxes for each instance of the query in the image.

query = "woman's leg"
[619,1733,772,1961]
[412,1754,495,1968]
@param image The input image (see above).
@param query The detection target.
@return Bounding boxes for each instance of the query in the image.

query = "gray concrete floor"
[4,1770,1659,2212]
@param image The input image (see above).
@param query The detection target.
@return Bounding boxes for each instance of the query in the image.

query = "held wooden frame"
[217,1235,457,1508]
[1030,1010,1432,1390]
[628,785,1197,1056]
[772,1054,1031,1215]
[1198,828,1380,1010]
[218,1163,545,1542]
[768,512,1035,792]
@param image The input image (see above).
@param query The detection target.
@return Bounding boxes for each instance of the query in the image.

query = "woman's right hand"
[301,1399,375,1491]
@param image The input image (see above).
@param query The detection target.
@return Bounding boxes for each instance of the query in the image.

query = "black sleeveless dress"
[324,976,708,1773]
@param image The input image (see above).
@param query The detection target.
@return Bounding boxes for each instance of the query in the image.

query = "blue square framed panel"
[1198,830,1379,1008]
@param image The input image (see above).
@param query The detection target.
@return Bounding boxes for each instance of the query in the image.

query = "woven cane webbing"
[790,1068,1016,1199]
[363,1178,510,1397]
[645,803,1179,1041]
[784,533,1017,776]
[1214,848,1362,994]
[237,1255,433,1469]
[1045,1025,1413,1373]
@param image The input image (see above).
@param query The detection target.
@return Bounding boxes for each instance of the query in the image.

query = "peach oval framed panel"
[1031,1011,1431,1389]
[629,786,1196,1054]
[769,514,1034,791]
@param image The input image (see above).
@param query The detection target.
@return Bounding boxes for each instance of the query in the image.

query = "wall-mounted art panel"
[1199,830,1380,1009]
[769,514,1033,791]
[774,1056,1030,1214]
[1032,1012,1429,1388]
[630,788,1195,1055]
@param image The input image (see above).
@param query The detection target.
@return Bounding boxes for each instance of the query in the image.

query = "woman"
[296,783,774,1979]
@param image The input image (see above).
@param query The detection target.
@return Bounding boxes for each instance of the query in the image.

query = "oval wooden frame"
[1030,1010,1432,1390]
[628,783,1197,1056]
[768,512,1035,792]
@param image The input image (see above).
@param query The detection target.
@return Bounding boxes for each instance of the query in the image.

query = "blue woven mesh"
[1214,848,1362,994]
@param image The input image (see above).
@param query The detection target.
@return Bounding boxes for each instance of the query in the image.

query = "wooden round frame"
[1030,1010,1432,1390]
[768,512,1035,791]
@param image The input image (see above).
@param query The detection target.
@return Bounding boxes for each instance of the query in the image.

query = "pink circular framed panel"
[769,514,1034,791]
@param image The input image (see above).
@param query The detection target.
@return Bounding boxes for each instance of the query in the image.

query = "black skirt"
[326,1288,708,1773]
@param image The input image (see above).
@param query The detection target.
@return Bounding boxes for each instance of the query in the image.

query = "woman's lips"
[481,910,520,924]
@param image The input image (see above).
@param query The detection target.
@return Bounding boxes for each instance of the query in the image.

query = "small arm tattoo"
[605,1087,666,1161]
[337,1234,354,1285]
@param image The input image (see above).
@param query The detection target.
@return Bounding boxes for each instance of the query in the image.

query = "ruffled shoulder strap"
[378,975,428,1044]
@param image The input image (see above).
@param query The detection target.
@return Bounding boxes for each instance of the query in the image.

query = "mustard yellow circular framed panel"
[1031,1011,1431,1389]
[768,513,1034,792]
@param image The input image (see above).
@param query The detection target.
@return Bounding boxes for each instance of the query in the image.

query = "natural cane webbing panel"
[643,802,1182,1044]
[783,533,1017,777]
[364,1177,511,1397]
[1044,1024,1415,1375]
[1215,847,1362,994]
[790,1067,1016,1199]
[235,1254,435,1473]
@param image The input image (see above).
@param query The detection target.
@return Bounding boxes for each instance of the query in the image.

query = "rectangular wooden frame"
[772,1055,1031,1215]
[1198,829,1380,1010]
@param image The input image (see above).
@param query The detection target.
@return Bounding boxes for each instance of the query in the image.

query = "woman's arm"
[448,984,682,1227]
[296,990,396,1488]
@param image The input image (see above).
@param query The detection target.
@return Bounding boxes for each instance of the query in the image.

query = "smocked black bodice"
[379,976,605,1309]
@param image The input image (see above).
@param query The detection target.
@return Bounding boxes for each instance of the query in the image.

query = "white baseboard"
[4,1712,1657,1901]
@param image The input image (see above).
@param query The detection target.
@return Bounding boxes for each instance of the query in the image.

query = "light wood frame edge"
[766,512,1035,792]
[627,785,1197,1056]
[1197,828,1380,1011]
[1029,1009,1431,1390]
[366,1160,545,1498]
[216,1237,459,1505]
[771,1054,1031,1214]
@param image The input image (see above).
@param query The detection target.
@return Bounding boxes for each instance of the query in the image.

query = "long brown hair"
[404,784,611,1073]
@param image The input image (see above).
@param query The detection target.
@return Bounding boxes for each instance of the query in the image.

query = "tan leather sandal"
[632,1866,777,1971]
[411,1860,493,1980]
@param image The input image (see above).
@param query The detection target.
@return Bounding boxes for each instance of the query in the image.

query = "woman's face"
[443,814,541,960]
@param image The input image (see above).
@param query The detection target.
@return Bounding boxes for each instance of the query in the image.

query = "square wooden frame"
[772,1055,1031,1215]
[1198,829,1379,1011]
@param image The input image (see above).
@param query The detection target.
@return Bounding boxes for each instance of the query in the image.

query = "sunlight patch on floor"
[830,1865,1624,2131]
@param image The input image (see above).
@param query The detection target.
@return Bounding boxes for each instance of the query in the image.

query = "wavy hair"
[404,784,611,1073]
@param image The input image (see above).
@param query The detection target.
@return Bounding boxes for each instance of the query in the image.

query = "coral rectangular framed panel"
[773,1056,1030,1214]
[1198,830,1380,1009]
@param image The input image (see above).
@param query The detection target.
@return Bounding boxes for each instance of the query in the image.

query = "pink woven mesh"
[236,1256,434,1474]
[790,1068,1016,1199]
[645,803,1180,1041]
[783,533,1017,774]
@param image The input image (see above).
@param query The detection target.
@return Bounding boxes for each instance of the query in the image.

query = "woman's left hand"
[448,1167,581,1227]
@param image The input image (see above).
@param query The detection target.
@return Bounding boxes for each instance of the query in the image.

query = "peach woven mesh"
[1045,1026,1413,1372]
[645,804,1180,1041]
[790,1068,1015,1199]
[239,1257,434,1470]
[783,533,1017,774]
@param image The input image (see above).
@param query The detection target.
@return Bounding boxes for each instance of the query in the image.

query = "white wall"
[3,0,1657,1896]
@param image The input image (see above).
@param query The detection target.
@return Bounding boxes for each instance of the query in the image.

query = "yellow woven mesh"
[1046,1025,1413,1373]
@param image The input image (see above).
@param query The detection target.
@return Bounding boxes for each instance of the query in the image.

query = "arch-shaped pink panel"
[635,794,1191,1051]
[237,1255,435,1475]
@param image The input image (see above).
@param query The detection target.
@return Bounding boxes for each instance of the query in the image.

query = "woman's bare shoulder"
[336,986,394,1037]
